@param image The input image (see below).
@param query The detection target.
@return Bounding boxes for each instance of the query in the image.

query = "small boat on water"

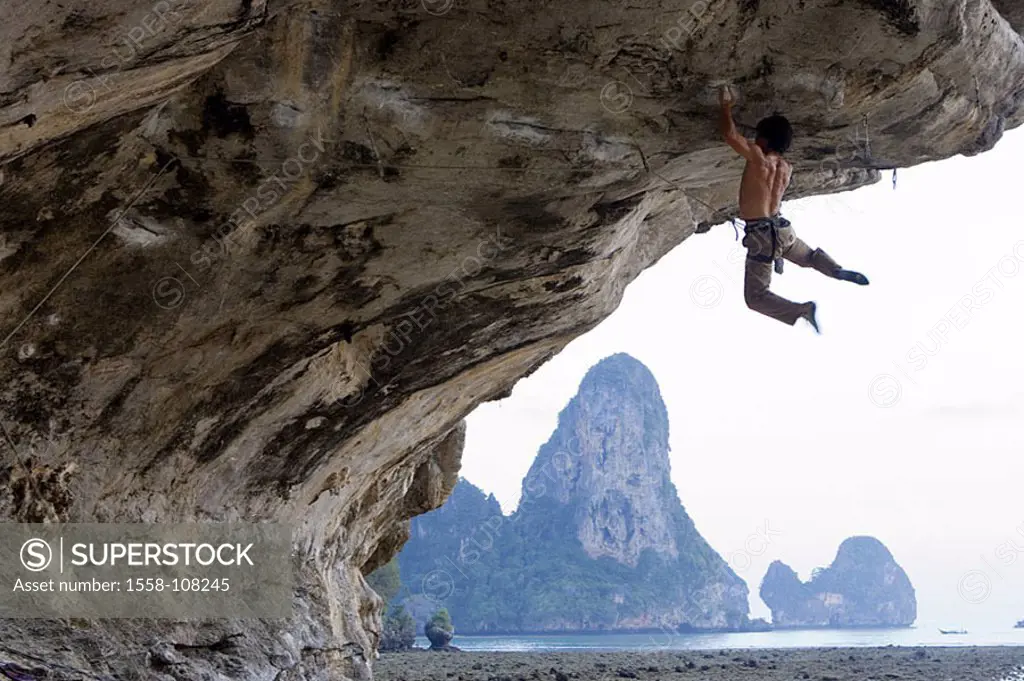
[938,628,968,635]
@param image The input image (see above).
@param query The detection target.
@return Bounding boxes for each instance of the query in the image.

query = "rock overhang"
[0,0,1021,678]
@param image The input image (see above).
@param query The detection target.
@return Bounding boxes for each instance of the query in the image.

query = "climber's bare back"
[738,152,792,220]
[718,85,793,219]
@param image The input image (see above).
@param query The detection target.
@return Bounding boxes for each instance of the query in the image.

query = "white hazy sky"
[460,126,1024,628]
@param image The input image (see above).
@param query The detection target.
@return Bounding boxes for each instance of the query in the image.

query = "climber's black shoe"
[835,269,870,285]
[803,302,821,334]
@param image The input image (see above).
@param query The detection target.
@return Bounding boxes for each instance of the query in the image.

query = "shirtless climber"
[717,85,869,332]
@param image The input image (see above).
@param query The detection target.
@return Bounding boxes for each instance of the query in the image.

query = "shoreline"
[407,626,1024,652]
[377,647,1024,681]
[423,624,916,637]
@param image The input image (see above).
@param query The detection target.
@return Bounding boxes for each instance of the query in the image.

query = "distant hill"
[760,536,917,628]
[395,353,749,634]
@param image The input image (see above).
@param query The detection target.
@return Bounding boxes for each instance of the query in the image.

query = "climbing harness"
[743,216,791,275]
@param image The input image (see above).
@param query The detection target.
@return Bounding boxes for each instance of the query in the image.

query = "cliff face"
[522,353,675,568]
[0,0,1021,678]
[517,354,749,631]
[398,354,748,633]
[760,537,917,628]
[395,479,511,632]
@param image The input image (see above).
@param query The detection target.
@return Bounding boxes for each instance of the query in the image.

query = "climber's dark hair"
[755,115,793,154]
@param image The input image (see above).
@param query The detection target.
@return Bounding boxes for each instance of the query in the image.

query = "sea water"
[420,624,1024,652]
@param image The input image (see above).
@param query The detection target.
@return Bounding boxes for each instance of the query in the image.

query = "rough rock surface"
[0,0,1021,678]
[760,536,917,628]
[396,479,508,631]
[398,354,747,633]
[514,353,748,631]
[424,624,453,649]
[528,353,679,568]
[376,648,1024,681]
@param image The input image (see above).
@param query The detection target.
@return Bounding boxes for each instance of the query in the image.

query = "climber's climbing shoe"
[834,269,870,285]
[803,302,821,334]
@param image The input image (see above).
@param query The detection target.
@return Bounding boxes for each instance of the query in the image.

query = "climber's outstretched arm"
[719,86,762,162]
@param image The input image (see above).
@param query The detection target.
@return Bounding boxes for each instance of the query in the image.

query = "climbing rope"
[628,142,739,235]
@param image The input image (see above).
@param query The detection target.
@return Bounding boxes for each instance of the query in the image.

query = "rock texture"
[395,478,508,631]
[424,625,455,651]
[398,354,748,633]
[760,536,917,628]
[527,353,677,569]
[376,648,1024,681]
[0,0,1021,678]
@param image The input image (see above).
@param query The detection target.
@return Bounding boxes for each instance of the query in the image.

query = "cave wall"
[1,0,1022,678]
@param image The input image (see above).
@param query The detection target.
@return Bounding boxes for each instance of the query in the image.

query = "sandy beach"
[376,647,1024,681]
